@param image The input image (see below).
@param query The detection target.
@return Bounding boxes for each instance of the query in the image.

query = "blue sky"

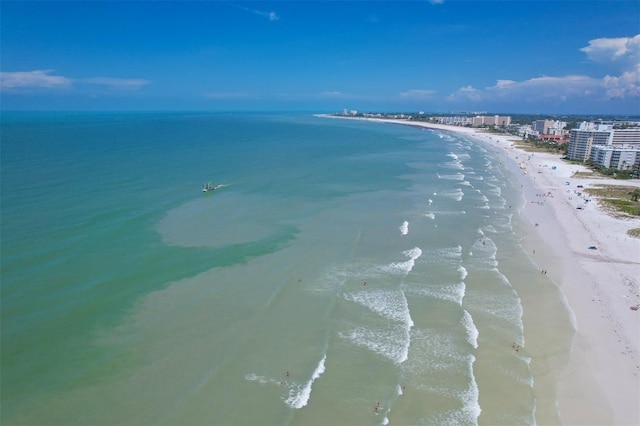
[1,1,639,114]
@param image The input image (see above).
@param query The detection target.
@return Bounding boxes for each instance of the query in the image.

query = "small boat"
[202,182,223,193]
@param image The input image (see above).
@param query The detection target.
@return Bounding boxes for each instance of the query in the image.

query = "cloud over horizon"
[0,70,150,93]
[0,70,72,90]
[446,34,640,107]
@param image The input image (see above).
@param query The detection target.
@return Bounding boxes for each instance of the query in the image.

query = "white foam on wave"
[399,220,409,235]
[245,373,272,384]
[383,247,422,276]
[430,210,466,216]
[458,265,468,280]
[340,289,414,364]
[466,290,525,343]
[409,281,465,305]
[440,188,464,201]
[438,173,465,181]
[431,245,462,261]
[425,212,435,220]
[428,199,433,205]
[483,225,497,234]
[494,196,507,210]
[315,262,389,293]
[428,354,482,425]
[402,328,468,374]
[447,153,459,161]
[342,289,413,324]
[469,237,498,268]
[443,161,465,171]
[492,213,513,231]
[486,183,502,197]
[340,322,411,364]
[462,310,479,349]
[284,354,327,409]
[464,355,482,422]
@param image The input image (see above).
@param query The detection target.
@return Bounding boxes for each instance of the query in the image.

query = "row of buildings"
[338,109,639,172]
[566,122,640,170]
[432,115,639,171]
[431,115,512,127]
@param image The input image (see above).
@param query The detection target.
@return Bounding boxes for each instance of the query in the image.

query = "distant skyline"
[1,1,639,114]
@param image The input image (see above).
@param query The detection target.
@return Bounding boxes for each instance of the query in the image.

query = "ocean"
[1,112,573,425]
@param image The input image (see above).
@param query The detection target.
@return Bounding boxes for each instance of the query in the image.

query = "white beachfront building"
[532,119,567,136]
[567,122,640,170]
[433,115,511,127]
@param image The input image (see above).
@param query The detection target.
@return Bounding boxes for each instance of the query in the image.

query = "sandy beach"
[326,116,640,425]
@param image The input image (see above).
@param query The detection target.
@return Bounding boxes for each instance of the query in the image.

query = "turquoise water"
[1,113,569,424]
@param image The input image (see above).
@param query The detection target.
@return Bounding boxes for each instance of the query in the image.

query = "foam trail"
[399,220,408,235]
[340,290,414,364]
[409,281,465,305]
[343,290,409,323]
[440,188,464,201]
[462,310,479,349]
[245,373,272,384]
[285,354,327,409]
[439,173,465,181]
[399,290,414,363]
[458,266,468,280]
[438,355,482,424]
[465,355,482,422]
[383,247,422,276]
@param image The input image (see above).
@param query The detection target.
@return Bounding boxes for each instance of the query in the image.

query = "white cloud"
[580,34,640,64]
[449,75,604,102]
[602,63,640,99]
[494,80,516,88]
[448,35,640,106]
[1,70,150,93]
[82,77,150,90]
[0,70,72,90]
[447,85,481,102]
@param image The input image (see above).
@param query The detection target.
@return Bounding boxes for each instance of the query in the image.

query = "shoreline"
[321,115,640,425]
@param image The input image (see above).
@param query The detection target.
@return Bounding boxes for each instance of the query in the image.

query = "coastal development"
[3,1,639,424]
[340,110,640,172]
[330,111,640,425]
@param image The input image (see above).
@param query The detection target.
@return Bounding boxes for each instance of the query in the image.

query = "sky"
[1,1,639,114]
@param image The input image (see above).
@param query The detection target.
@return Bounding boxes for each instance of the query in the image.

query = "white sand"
[324,115,640,425]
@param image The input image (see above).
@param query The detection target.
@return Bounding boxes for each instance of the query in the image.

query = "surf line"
[284,353,327,409]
